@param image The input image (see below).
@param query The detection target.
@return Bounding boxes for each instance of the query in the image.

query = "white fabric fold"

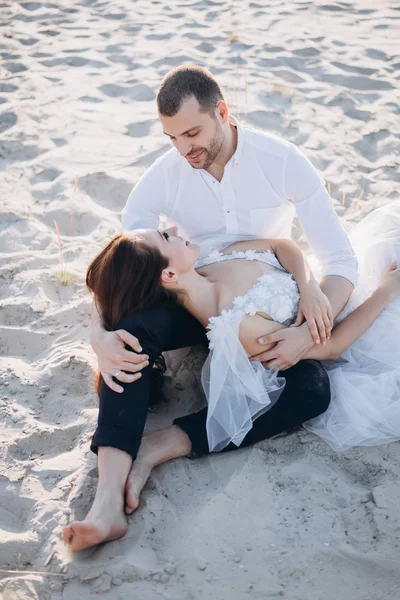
[305,200,400,450]
[202,309,286,452]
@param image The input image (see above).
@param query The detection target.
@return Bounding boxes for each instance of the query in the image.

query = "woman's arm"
[241,262,399,363]
[224,237,333,346]
[225,237,316,289]
[307,260,400,360]
[270,239,333,344]
[241,286,392,363]
[269,238,316,290]
[305,286,394,361]
[239,314,287,356]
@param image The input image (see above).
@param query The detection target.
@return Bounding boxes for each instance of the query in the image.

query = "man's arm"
[250,274,354,370]
[91,158,167,390]
[252,144,358,370]
[285,144,358,290]
[90,298,149,393]
[319,275,354,319]
[121,157,168,231]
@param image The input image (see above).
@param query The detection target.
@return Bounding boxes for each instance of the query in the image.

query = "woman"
[63,201,400,551]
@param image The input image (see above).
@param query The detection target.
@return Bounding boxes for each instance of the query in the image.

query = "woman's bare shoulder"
[221,239,274,255]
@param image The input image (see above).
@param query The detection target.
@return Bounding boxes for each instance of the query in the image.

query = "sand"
[0,0,399,598]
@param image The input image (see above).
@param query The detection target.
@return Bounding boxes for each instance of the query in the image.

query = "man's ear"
[161,269,179,285]
[216,100,229,124]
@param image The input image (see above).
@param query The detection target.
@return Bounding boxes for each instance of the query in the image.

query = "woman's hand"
[292,282,333,344]
[377,260,400,301]
[91,327,150,393]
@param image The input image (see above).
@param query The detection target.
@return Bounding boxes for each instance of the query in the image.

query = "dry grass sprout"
[54,220,73,285]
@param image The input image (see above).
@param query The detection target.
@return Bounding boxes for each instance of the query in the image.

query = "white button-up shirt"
[122,118,358,285]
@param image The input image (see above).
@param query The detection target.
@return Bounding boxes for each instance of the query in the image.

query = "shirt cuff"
[321,265,359,287]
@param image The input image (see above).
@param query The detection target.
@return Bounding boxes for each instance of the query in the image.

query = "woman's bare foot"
[125,425,192,514]
[63,489,127,551]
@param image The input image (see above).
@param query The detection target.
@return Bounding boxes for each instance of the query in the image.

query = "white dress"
[195,201,400,453]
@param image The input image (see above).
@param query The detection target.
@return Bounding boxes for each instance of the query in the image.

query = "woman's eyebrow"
[157,230,164,240]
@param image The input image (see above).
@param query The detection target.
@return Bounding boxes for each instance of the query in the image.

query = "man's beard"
[190,120,225,170]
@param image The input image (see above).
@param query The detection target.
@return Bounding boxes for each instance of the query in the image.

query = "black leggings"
[91,303,330,459]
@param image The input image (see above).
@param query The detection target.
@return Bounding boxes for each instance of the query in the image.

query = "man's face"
[160,96,225,170]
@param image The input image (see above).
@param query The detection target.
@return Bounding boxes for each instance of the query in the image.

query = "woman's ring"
[115,370,122,378]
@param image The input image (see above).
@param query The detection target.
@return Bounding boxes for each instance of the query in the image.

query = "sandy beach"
[1,0,399,598]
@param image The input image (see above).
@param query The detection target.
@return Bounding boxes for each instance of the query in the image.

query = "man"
[63,66,354,550]
[91,64,358,393]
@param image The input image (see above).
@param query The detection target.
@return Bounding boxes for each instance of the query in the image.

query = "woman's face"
[132,226,200,276]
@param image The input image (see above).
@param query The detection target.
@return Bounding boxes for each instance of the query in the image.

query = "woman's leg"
[63,303,206,550]
[124,360,330,508]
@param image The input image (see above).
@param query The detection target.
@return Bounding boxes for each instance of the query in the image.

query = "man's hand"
[91,328,150,393]
[250,322,314,371]
[293,281,333,344]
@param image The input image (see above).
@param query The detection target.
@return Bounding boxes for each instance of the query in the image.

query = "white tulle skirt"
[304,200,400,450]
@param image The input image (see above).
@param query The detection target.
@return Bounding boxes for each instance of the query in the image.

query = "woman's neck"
[175,270,220,328]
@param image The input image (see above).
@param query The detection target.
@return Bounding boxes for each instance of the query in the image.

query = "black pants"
[91,303,331,459]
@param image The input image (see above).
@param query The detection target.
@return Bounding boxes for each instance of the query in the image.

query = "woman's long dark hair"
[86,233,177,396]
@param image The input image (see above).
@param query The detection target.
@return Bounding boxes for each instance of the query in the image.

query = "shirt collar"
[228,114,244,167]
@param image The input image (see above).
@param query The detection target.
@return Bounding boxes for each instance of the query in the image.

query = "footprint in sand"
[32,167,61,183]
[3,62,27,73]
[0,477,36,534]
[18,36,39,45]
[99,83,155,101]
[125,119,155,138]
[196,41,215,54]
[1,328,51,361]
[19,2,42,11]
[247,110,282,132]
[320,72,394,91]
[78,172,134,212]
[0,111,17,134]
[8,422,85,461]
[0,83,18,93]
[352,130,391,163]
[78,95,103,103]
[0,300,36,327]
[41,207,101,237]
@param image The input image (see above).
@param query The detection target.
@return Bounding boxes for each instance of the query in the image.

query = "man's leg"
[91,302,207,460]
[62,446,131,551]
[175,359,331,457]
[124,360,331,508]
[63,303,206,549]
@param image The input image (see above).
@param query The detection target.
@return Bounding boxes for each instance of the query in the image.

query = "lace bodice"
[197,248,300,453]
[195,249,300,340]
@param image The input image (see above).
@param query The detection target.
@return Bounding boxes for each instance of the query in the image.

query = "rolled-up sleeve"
[121,159,167,231]
[284,145,358,286]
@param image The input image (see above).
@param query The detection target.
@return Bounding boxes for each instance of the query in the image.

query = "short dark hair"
[157,65,224,117]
